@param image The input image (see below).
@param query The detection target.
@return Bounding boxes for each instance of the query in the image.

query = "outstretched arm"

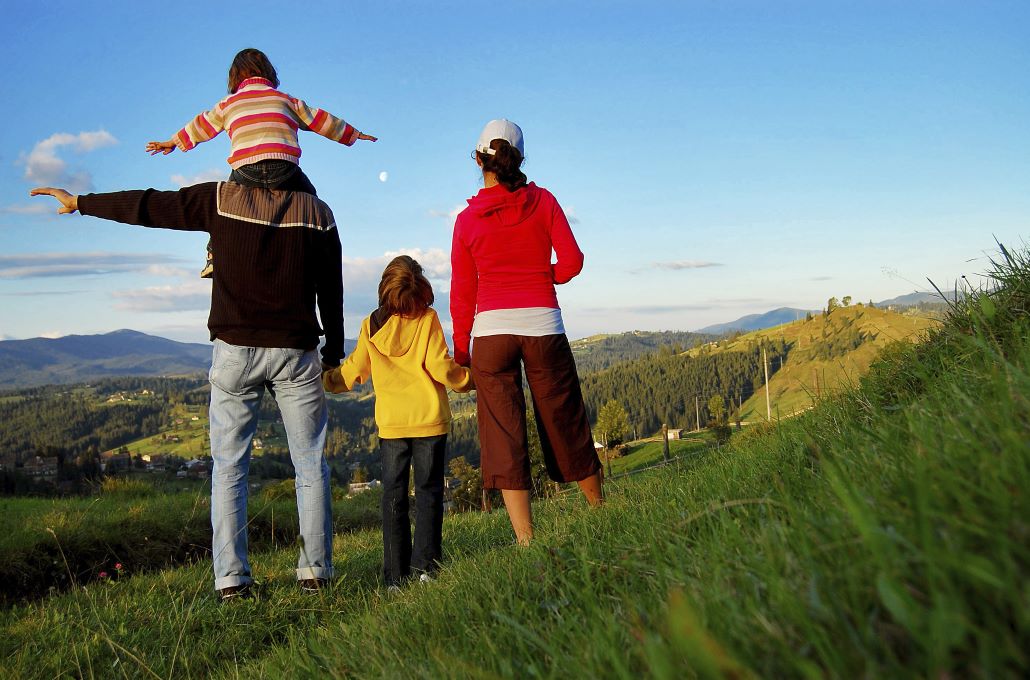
[29,187,78,214]
[290,97,375,146]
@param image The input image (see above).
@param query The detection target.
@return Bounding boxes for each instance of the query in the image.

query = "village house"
[22,456,59,480]
[141,454,166,471]
[100,450,132,472]
[348,480,381,496]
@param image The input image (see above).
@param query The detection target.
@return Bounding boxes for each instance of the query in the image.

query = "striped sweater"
[174,77,361,169]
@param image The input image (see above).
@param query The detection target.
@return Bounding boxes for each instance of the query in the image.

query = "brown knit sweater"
[78,182,345,365]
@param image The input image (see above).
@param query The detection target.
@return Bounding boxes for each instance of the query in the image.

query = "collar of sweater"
[237,77,275,91]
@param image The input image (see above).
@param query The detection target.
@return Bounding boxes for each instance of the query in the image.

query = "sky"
[1,0,1027,344]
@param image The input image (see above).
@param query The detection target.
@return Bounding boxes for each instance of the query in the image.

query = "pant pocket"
[283,348,318,383]
[209,341,252,394]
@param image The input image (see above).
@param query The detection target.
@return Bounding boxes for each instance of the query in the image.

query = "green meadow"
[2,248,1028,678]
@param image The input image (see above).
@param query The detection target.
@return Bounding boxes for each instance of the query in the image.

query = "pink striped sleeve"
[290,96,360,146]
[174,101,225,152]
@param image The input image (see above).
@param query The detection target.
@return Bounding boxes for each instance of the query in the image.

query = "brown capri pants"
[471,333,602,490]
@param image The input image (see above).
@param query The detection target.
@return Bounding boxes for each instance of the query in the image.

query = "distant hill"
[0,330,359,389]
[0,330,212,389]
[685,303,940,421]
[875,290,958,308]
[695,307,816,335]
[570,330,712,374]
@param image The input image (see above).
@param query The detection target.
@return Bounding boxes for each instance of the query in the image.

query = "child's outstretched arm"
[149,102,227,157]
[290,97,376,146]
[424,310,474,392]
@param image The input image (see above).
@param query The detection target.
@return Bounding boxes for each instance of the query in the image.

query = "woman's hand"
[146,139,177,155]
[356,132,378,142]
[29,187,78,214]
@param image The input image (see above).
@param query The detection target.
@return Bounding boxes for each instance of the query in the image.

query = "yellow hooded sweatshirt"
[323,307,472,439]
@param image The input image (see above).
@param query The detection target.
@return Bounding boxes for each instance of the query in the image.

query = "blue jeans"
[208,339,333,590]
[379,435,447,586]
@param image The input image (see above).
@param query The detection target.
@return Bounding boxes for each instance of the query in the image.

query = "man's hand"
[30,187,79,214]
[356,132,378,142]
[146,139,177,155]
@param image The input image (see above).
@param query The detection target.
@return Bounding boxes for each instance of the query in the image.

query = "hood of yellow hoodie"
[368,311,424,358]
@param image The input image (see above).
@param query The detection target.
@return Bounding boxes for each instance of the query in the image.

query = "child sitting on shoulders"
[147,48,376,277]
[323,255,473,588]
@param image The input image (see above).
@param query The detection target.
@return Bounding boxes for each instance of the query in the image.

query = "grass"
[1,248,1027,678]
[604,435,714,476]
[0,477,382,605]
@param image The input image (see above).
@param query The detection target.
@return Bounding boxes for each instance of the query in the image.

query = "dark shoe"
[218,583,253,601]
[299,578,328,593]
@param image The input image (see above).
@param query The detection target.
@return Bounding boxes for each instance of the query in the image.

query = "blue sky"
[2,0,1027,343]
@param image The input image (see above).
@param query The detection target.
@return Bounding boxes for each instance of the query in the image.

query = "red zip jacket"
[449,182,583,366]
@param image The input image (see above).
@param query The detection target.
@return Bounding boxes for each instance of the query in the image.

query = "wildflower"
[114,563,123,571]
[99,571,109,579]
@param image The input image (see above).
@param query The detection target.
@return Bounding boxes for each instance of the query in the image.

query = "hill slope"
[686,303,939,420]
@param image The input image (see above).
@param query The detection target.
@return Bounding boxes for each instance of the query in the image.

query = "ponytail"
[477,139,528,192]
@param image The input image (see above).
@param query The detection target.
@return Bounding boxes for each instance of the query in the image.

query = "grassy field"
[604,434,716,476]
[0,477,382,605]
[121,403,290,459]
[1,251,1026,678]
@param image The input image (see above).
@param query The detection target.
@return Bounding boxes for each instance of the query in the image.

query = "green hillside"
[685,303,939,421]
[1,248,1025,678]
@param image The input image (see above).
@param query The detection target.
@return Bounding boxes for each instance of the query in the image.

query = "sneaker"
[418,573,434,584]
[299,578,327,594]
[218,583,253,601]
[200,262,214,279]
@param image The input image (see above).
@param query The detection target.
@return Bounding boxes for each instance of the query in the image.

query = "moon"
[378,171,389,183]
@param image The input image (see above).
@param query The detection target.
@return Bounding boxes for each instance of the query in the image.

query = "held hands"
[321,368,350,394]
[356,132,378,142]
[146,139,177,156]
[29,187,78,214]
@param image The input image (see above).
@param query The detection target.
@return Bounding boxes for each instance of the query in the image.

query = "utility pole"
[661,423,670,463]
[763,347,771,421]
[695,396,700,432]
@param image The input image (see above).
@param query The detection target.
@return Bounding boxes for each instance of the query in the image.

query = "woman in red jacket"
[450,119,603,544]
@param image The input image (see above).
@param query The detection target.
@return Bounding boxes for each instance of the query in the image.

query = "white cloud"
[1,203,50,216]
[653,260,723,270]
[0,252,183,279]
[40,331,64,339]
[427,205,464,221]
[21,130,118,193]
[0,333,17,341]
[111,280,211,312]
[171,168,227,188]
[343,248,451,287]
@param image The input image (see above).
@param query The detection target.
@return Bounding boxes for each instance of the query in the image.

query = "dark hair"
[476,139,528,192]
[378,255,434,317]
[228,48,279,93]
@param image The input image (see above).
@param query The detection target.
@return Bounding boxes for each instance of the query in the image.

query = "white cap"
[475,119,524,156]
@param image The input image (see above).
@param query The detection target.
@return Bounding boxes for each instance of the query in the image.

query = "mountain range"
[0,330,359,389]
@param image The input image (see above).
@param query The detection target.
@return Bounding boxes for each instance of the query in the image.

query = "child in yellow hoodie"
[323,255,472,587]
